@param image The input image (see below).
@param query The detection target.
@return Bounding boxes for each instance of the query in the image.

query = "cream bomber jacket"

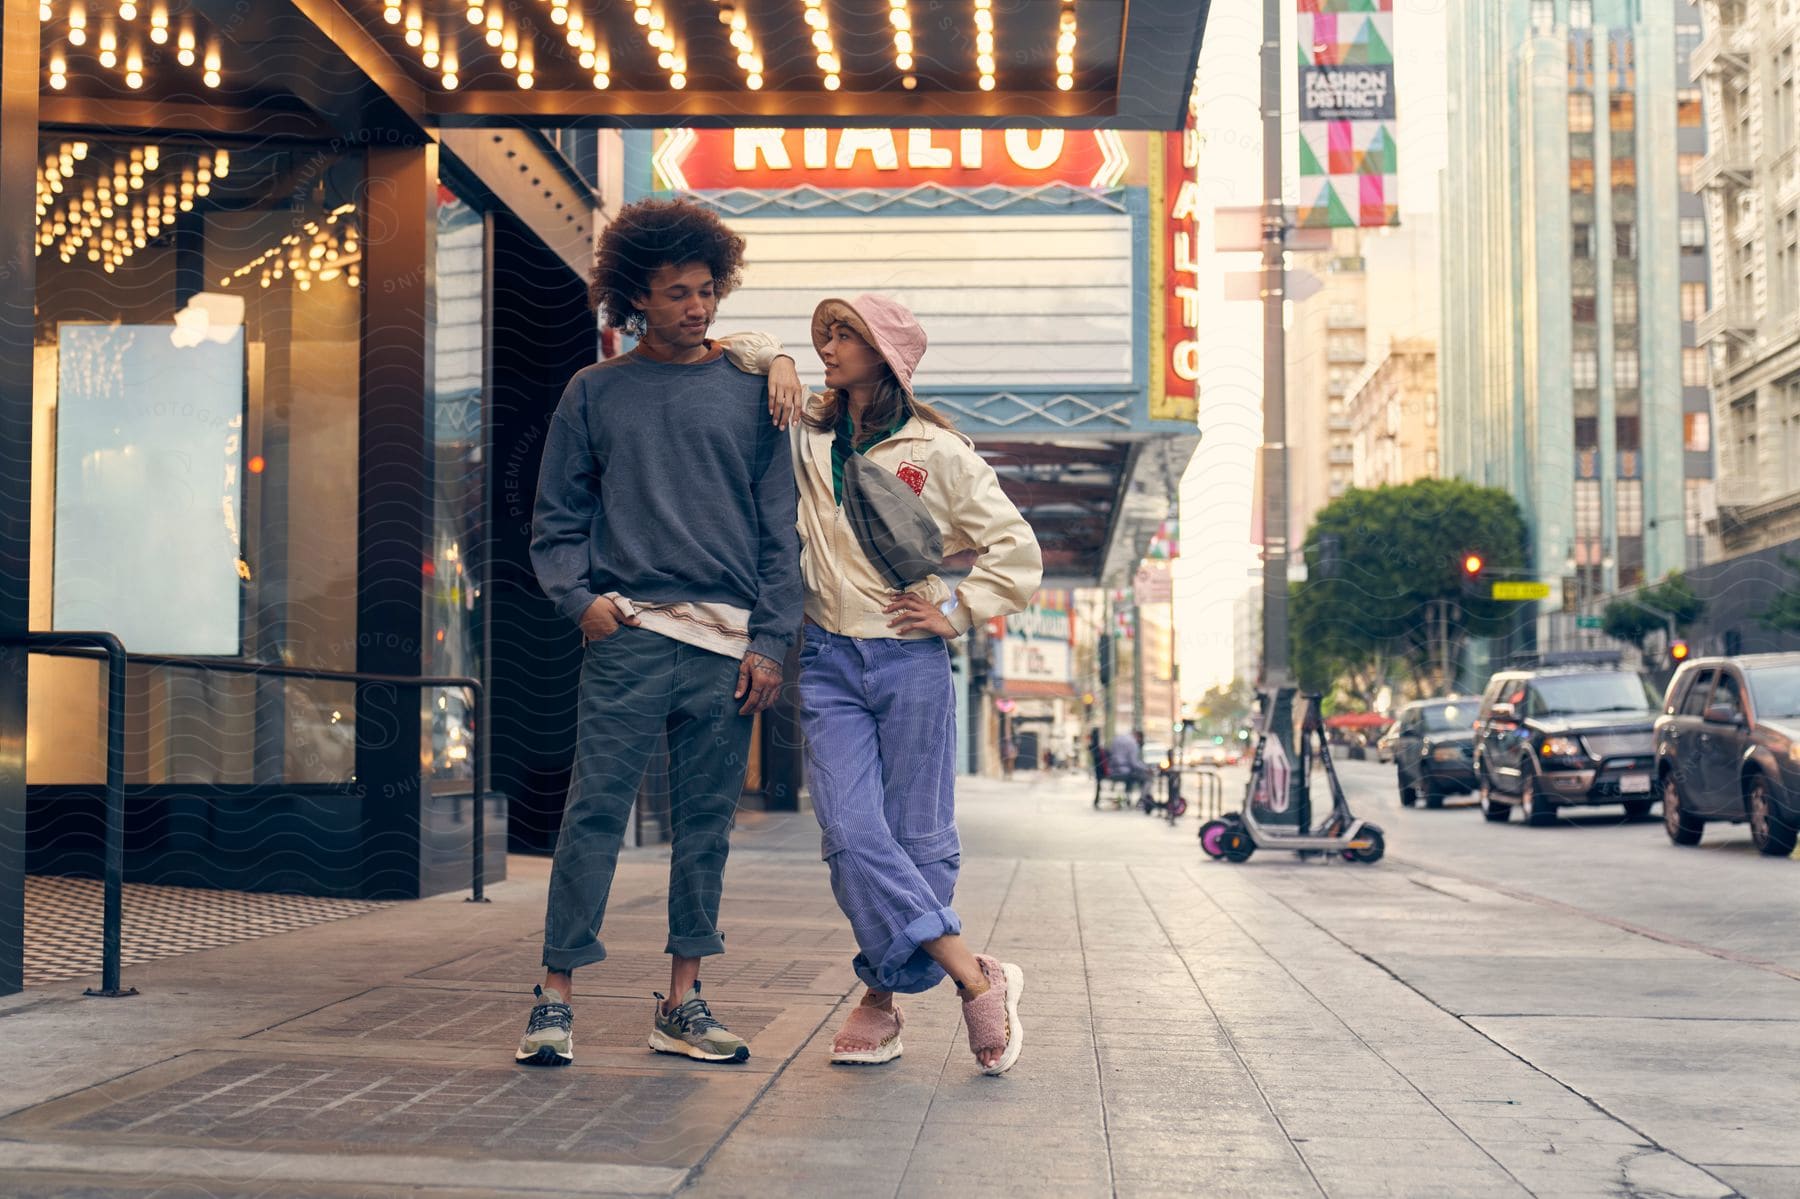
[716,332,1043,639]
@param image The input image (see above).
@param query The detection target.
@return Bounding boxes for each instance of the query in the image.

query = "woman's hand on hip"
[883,592,958,640]
[767,356,806,429]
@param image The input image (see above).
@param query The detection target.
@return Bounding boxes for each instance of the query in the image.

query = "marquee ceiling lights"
[632,0,687,89]
[803,0,839,92]
[716,3,763,91]
[39,2,222,92]
[973,0,995,92]
[887,0,915,89]
[1056,0,1077,92]
[216,204,363,292]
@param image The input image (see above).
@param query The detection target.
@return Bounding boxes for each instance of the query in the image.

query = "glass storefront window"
[28,134,363,786]
[425,187,487,786]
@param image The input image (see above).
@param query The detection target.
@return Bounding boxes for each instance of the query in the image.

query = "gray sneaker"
[516,984,573,1067]
[649,982,750,1063]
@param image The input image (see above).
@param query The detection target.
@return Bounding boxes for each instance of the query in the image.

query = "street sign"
[1577,615,1603,629]
[1492,581,1552,601]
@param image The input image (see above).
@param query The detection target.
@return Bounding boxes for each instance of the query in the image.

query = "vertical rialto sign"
[1297,0,1400,228]
[1149,78,1201,424]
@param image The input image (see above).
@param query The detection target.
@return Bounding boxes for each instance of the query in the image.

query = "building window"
[1609,92,1634,131]
[1683,346,1710,387]
[1573,350,1599,388]
[1613,278,1638,323]
[1617,478,1644,537]
[1575,416,1599,448]
[1676,25,1703,68]
[1570,0,1593,30]
[1571,158,1595,193]
[1678,152,1705,191]
[1680,216,1707,254]
[1681,280,1707,323]
[1572,280,1598,323]
[1610,157,1637,190]
[1677,87,1703,128]
[1569,92,1595,132]
[1614,349,1640,389]
[1572,223,1593,257]
[1685,412,1711,453]
[1616,414,1641,452]
[1533,0,1557,32]
[1575,479,1603,566]
[1614,221,1636,258]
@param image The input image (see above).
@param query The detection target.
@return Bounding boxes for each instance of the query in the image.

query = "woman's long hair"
[803,368,959,440]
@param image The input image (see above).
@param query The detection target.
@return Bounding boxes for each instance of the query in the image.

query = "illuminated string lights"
[34,143,246,276]
[1056,0,1076,91]
[217,203,362,293]
[804,0,839,91]
[717,4,764,91]
[40,3,223,90]
[974,0,995,91]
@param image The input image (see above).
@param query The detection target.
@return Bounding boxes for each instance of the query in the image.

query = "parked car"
[1654,654,1800,856]
[1392,697,1479,808]
[1473,667,1661,826]
[1375,723,1401,763]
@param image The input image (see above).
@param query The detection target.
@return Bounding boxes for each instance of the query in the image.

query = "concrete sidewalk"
[0,774,1759,1198]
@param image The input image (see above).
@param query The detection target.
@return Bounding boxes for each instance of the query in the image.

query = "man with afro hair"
[520,198,804,1067]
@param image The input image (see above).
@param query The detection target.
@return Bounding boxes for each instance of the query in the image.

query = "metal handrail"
[6,633,491,996]
[4,632,132,997]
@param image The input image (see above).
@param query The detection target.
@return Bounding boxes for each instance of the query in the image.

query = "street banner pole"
[1259,0,1298,804]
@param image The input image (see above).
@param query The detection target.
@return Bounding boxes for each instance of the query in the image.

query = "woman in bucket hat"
[747,294,1042,1074]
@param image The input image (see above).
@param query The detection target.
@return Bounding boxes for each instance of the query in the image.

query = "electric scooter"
[1199,690,1385,864]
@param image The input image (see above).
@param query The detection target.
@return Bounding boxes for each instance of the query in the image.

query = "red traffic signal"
[1670,639,1691,662]
[1461,553,1484,577]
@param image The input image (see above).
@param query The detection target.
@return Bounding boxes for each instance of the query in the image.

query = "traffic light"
[1669,639,1691,665]
[1461,552,1484,578]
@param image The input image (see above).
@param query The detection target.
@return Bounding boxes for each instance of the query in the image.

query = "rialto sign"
[1149,89,1202,424]
[653,127,1131,192]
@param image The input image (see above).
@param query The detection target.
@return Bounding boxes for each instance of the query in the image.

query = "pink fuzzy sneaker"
[960,954,1025,1076]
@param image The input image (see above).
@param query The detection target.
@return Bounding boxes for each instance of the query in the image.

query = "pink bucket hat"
[811,294,927,398]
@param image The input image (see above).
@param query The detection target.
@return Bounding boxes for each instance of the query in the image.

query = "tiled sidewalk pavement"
[0,775,1755,1198]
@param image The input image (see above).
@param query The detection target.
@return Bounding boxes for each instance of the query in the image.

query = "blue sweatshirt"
[529,350,801,663]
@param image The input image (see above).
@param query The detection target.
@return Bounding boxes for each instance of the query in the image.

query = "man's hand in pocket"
[579,596,639,643]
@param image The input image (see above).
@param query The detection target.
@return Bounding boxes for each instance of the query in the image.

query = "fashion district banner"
[1297,0,1400,228]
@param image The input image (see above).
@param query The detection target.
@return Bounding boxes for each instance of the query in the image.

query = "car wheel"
[1746,773,1798,857]
[1662,769,1703,846]
[1423,781,1445,810]
[1524,774,1556,827]
[1479,770,1511,822]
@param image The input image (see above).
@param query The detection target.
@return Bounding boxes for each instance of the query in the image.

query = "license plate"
[1619,773,1651,794]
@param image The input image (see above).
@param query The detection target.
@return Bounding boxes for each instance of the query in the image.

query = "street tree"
[1291,479,1529,700]
[1757,557,1800,635]
[1601,570,1706,651]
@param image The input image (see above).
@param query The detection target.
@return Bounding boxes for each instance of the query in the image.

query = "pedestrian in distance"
[745,293,1042,1074]
[1001,734,1020,780]
[517,197,807,1069]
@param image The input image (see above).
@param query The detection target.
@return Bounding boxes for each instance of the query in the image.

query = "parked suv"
[1392,697,1479,808]
[1654,654,1800,856]
[1474,667,1660,826]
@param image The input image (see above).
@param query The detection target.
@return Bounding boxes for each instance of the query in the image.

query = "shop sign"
[653,127,1130,192]
[1148,78,1201,424]
[989,590,1075,686]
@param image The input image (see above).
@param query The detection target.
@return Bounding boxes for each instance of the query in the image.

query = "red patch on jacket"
[896,462,928,496]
